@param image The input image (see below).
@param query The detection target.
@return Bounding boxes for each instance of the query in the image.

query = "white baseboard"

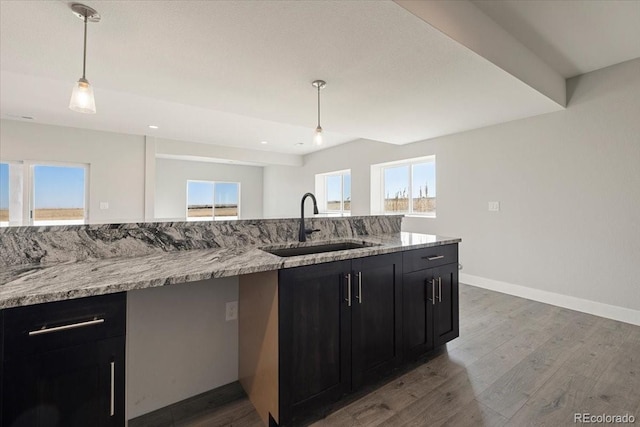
[460,273,640,326]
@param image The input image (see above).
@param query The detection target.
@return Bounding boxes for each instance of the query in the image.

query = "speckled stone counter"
[0,217,461,308]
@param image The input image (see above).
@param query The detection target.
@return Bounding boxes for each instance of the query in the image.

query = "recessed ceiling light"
[260,141,268,145]
[6,114,34,120]
[148,125,159,129]
[295,142,304,146]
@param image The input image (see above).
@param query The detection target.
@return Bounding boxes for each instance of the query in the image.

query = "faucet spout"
[299,192,319,242]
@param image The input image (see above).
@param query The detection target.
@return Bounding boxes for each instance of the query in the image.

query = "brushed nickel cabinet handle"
[345,273,352,307]
[356,272,362,304]
[28,318,105,336]
[423,255,445,261]
[432,279,436,305]
[437,277,442,302]
[110,361,115,416]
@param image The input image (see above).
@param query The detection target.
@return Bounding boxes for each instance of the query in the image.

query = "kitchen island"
[0,216,460,426]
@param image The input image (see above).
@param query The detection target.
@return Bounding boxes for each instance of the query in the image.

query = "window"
[373,156,436,217]
[315,170,351,215]
[187,181,240,221]
[31,164,88,225]
[0,163,9,226]
[0,161,88,226]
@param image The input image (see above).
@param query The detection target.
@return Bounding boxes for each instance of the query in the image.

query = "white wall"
[155,158,263,220]
[127,278,238,419]
[0,120,146,223]
[263,59,640,318]
[0,122,272,223]
[262,164,310,218]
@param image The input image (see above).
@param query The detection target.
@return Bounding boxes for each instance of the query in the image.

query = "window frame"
[186,179,241,221]
[315,169,351,216]
[0,161,16,227]
[375,155,436,218]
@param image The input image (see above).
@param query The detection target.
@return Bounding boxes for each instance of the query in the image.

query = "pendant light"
[312,80,326,146]
[69,3,100,114]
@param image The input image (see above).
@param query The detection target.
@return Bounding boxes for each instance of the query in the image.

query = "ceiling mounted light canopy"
[312,80,326,146]
[68,3,100,114]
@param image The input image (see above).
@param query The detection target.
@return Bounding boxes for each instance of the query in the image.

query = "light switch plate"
[488,201,500,212]
[225,301,238,321]
[99,202,109,210]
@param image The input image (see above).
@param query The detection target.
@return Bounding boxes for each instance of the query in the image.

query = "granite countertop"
[0,232,461,309]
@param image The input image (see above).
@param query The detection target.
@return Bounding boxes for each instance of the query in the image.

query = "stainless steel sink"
[262,241,380,257]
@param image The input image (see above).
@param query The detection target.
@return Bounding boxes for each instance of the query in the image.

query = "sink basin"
[262,241,379,258]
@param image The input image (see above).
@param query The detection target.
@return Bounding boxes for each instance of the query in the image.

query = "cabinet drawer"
[402,244,458,273]
[3,293,126,360]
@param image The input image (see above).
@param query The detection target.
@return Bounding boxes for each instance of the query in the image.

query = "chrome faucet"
[299,192,320,242]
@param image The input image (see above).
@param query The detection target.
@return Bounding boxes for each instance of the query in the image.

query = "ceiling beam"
[155,138,303,167]
[394,0,566,107]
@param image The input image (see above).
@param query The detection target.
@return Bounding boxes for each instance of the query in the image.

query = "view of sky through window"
[383,160,436,214]
[343,174,351,207]
[412,162,436,198]
[384,165,410,202]
[187,181,239,219]
[187,181,214,218]
[325,172,351,212]
[33,165,85,222]
[326,175,341,204]
[214,182,239,218]
[0,163,8,222]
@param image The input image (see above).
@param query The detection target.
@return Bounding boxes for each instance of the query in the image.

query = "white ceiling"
[473,0,640,78]
[0,0,618,157]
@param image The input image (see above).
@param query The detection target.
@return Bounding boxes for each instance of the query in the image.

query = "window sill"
[318,212,351,217]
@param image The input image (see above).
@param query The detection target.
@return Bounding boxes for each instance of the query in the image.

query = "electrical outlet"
[488,201,500,212]
[225,301,238,321]
[99,202,109,210]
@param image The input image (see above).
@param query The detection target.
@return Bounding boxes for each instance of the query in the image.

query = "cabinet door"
[279,260,351,426]
[433,264,459,347]
[402,269,435,361]
[351,253,402,389]
[2,336,125,427]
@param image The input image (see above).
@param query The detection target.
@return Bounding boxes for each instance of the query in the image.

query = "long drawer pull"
[432,279,436,305]
[345,273,352,307]
[110,361,115,416]
[356,272,362,304]
[28,318,105,336]
[423,255,445,261]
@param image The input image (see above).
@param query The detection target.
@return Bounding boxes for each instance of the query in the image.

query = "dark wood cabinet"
[278,259,351,424]
[402,268,435,360]
[402,245,459,361]
[240,243,459,427]
[1,293,126,427]
[278,253,402,425]
[433,264,459,347]
[350,254,402,389]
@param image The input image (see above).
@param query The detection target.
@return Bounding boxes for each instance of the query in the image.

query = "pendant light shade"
[312,80,326,146]
[313,126,323,146]
[69,3,100,114]
[69,78,96,113]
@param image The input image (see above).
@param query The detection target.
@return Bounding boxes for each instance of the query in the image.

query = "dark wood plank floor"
[133,284,640,426]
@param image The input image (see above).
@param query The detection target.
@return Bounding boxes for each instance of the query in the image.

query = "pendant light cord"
[82,12,88,79]
[317,85,321,129]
